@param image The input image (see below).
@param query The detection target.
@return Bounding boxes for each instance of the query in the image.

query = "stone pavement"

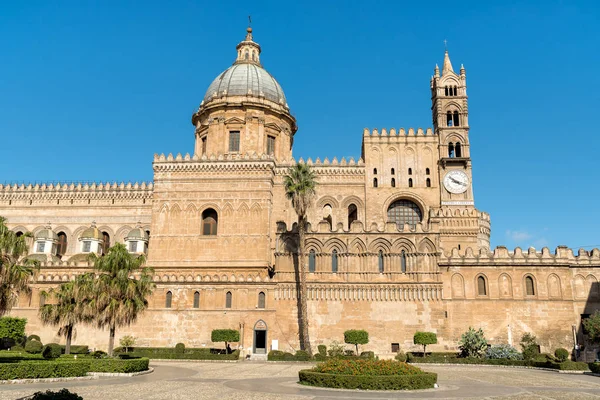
[2,362,600,400]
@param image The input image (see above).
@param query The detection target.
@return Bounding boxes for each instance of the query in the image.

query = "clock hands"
[449,177,467,186]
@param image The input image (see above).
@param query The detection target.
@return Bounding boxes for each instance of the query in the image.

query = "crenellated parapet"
[363,128,435,137]
[0,181,153,202]
[441,245,600,267]
[152,152,277,176]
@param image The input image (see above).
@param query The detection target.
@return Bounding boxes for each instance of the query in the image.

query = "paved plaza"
[3,362,600,400]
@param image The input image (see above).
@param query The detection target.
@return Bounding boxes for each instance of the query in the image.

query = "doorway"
[253,320,267,354]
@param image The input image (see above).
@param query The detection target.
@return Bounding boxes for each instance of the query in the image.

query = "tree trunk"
[423,344,426,356]
[65,324,73,355]
[297,215,312,356]
[108,324,116,356]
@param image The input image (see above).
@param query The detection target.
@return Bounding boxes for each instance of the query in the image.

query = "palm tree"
[284,163,317,356]
[0,216,38,316]
[39,274,95,354]
[89,243,154,356]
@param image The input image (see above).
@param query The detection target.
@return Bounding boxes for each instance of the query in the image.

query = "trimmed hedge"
[25,340,44,354]
[30,389,82,400]
[42,343,62,359]
[88,358,149,373]
[0,317,27,342]
[0,360,88,380]
[62,345,89,355]
[589,362,600,373]
[120,347,239,360]
[299,370,437,390]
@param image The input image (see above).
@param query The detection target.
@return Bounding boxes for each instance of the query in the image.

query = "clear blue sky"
[1,1,598,251]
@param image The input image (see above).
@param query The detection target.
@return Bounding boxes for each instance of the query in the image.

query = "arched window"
[332,249,338,273]
[193,291,200,308]
[244,51,249,60]
[400,251,407,273]
[391,178,396,187]
[373,168,377,175]
[454,86,458,96]
[15,231,23,238]
[525,276,535,296]
[448,143,455,158]
[444,86,449,96]
[408,168,412,175]
[309,250,316,272]
[391,168,395,175]
[102,232,110,255]
[373,178,378,188]
[426,168,430,175]
[378,250,384,273]
[453,111,460,127]
[57,232,67,256]
[477,276,487,296]
[455,142,462,157]
[202,208,218,235]
[387,199,422,228]
[426,178,431,187]
[447,111,453,126]
[408,178,413,187]
[252,51,256,61]
[348,204,358,227]
[225,291,232,308]
[258,291,266,309]
[165,291,172,308]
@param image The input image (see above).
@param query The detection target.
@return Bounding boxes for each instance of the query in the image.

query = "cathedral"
[2,27,599,359]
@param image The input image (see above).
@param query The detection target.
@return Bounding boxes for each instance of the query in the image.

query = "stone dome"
[126,227,149,241]
[80,225,102,240]
[35,228,58,241]
[203,63,287,106]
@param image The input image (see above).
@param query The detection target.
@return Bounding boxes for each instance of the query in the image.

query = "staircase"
[249,353,268,361]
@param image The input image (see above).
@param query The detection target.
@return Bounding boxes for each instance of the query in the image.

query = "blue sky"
[0,1,598,251]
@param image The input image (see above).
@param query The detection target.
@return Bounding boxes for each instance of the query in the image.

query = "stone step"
[249,353,268,361]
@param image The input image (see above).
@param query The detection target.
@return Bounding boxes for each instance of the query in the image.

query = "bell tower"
[431,50,475,206]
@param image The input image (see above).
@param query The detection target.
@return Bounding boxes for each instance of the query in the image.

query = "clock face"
[443,170,470,194]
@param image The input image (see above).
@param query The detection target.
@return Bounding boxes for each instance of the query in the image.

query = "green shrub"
[124,347,239,360]
[520,333,540,360]
[66,345,89,355]
[583,311,600,343]
[10,344,24,352]
[119,336,136,353]
[458,327,488,358]
[486,344,522,360]
[360,351,375,359]
[589,362,600,373]
[327,340,345,357]
[314,353,327,361]
[395,351,407,362]
[25,340,44,354]
[88,358,149,373]
[413,332,437,355]
[30,389,83,400]
[175,343,185,354]
[0,360,88,380]
[317,345,327,357]
[554,361,589,371]
[27,334,41,342]
[42,343,62,359]
[295,350,311,361]
[313,358,426,376]
[267,350,297,361]
[91,350,107,359]
[344,350,354,356]
[554,348,569,362]
[299,370,438,390]
[344,330,369,354]
[211,329,240,349]
[0,317,27,343]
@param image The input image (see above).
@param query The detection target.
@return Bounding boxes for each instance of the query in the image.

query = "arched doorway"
[253,320,267,354]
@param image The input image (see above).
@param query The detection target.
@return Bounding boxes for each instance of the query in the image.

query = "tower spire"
[442,50,454,75]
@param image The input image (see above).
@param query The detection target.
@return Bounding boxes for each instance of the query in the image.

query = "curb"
[89,367,154,377]
[412,363,589,374]
[149,359,241,363]
[0,368,154,385]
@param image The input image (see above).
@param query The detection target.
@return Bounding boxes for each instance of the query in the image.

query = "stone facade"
[2,27,599,360]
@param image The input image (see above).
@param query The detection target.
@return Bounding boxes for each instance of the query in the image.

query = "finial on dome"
[235,21,261,65]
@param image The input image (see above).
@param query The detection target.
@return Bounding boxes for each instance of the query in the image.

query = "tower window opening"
[455,142,462,157]
[408,178,413,187]
[348,204,358,227]
[225,291,232,308]
[453,111,460,127]
[453,86,458,96]
[426,168,430,175]
[391,168,395,175]
[229,131,240,152]
[447,111,453,126]
[201,136,207,155]
[309,250,316,272]
[165,291,172,308]
[444,86,449,96]
[378,250,384,273]
[252,51,256,61]
[408,168,412,175]
[391,178,396,187]
[102,232,110,255]
[477,276,487,296]
[426,178,431,187]
[332,249,338,273]
[258,291,266,309]
[373,168,377,175]
[373,178,378,188]
[525,276,535,296]
[202,209,218,235]
[244,51,249,60]
[387,199,422,229]
[401,250,407,273]
[267,135,275,155]
[448,143,455,158]
[193,291,200,308]
[57,232,67,256]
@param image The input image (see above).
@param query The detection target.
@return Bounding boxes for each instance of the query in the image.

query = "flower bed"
[0,357,150,380]
[298,359,437,390]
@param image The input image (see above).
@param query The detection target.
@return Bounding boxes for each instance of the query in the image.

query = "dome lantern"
[34,223,58,255]
[78,222,104,254]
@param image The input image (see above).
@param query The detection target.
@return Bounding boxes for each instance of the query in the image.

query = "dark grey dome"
[203,63,287,106]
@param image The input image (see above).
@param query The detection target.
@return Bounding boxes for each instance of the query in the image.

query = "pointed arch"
[323,237,347,253]
[304,237,324,253]
[349,238,367,253]
[574,274,586,298]
[451,273,465,298]
[316,196,340,208]
[222,203,234,217]
[417,238,436,253]
[392,238,416,253]
[547,274,562,299]
[498,273,513,298]
[586,274,599,299]
[368,238,392,253]
[238,202,249,216]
